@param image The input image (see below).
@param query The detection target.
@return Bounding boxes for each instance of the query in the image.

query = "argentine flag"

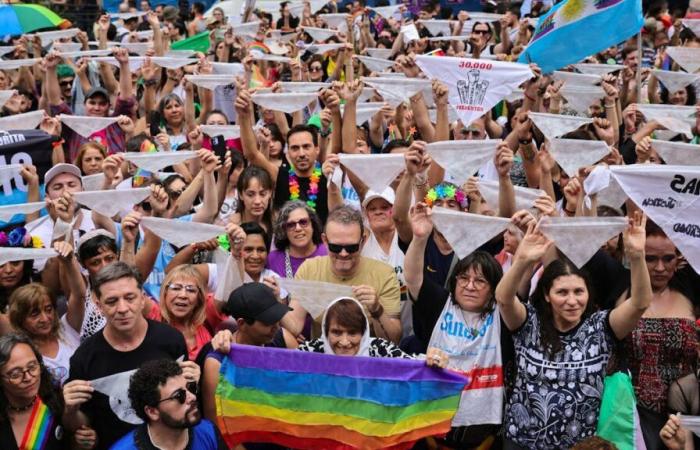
[518,0,644,74]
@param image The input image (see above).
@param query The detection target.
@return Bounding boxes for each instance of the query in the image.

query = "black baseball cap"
[84,87,110,101]
[225,283,292,325]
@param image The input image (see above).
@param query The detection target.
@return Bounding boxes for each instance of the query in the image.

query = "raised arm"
[403,202,432,299]
[235,84,280,180]
[339,80,364,153]
[54,241,87,333]
[44,51,63,107]
[495,223,552,331]
[609,212,651,339]
[191,150,220,223]
[495,142,516,218]
[113,48,133,100]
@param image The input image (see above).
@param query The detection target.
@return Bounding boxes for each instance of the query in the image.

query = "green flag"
[170,31,210,53]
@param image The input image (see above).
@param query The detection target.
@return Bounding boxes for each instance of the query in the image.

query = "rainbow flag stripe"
[215,345,467,450]
[19,397,54,450]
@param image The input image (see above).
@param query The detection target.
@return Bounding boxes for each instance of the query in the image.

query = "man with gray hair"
[290,205,402,343]
[62,262,198,450]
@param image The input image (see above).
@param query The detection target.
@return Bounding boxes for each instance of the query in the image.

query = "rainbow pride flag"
[19,396,55,450]
[215,345,468,450]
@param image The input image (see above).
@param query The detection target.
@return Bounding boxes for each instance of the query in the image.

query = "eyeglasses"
[310,66,323,72]
[157,381,198,404]
[456,274,488,290]
[168,189,185,197]
[327,242,361,254]
[285,218,310,231]
[2,361,40,385]
[168,283,198,294]
[59,80,74,87]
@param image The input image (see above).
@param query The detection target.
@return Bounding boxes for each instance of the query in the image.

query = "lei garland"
[0,227,43,248]
[424,183,469,209]
[289,162,322,210]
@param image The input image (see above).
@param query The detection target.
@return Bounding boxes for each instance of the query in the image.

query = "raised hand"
[635,136,652,163]
[514,223,553,264]
[495,142,514,178]
[623,211,646,259]
[149,184,170,217]
[121,211,142,243]
[409,202,433,239]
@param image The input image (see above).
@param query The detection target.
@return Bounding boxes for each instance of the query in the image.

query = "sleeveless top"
[625,317,698,413]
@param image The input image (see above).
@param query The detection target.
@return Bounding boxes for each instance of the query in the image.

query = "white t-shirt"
[44,315,81,386]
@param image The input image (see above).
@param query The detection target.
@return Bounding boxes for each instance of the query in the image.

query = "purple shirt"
[267,244,328,278]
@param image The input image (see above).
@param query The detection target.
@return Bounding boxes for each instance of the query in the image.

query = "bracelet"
[564,207,576,216]
[604,103,615,108]
[144,79,158,87]
[319,128,331,138]
[51,138,65,148]
[369,303,384,319]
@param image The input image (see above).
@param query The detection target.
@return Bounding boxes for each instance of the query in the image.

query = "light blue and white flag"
[518,0,643,74]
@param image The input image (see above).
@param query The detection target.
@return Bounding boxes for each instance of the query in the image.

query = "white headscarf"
[320,297,372,357]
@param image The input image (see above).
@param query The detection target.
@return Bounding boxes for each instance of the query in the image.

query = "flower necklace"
[288,162,321,210]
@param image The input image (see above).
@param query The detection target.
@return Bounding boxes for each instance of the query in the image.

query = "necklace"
[288,162,321,210]
[8,395,36,413]
[460,309,485,339]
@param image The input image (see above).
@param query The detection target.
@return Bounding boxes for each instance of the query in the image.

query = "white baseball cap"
[44,163,82,190]
[362,187,396,209]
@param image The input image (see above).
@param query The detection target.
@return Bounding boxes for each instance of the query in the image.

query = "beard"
[160,404,202,429]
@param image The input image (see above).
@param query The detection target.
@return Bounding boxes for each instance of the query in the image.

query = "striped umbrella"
[0,4,67,36]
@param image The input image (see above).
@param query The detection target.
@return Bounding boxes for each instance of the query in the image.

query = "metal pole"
[636,32,642,102]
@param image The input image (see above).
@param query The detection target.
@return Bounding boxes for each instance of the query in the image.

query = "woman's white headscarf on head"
[320,296,372,357]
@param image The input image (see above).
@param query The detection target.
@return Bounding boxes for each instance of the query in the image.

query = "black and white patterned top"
[505,304,615,449]
[298,338,413,359]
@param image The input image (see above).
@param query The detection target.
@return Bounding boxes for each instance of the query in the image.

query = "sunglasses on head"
[157,381,198,404]
[327,242,361,254]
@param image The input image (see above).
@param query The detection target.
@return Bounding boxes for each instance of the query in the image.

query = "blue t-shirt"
[109,419,227,450]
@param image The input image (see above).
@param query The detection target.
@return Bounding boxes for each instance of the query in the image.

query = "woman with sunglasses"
[0,333,96,450]
[267,201,327,278]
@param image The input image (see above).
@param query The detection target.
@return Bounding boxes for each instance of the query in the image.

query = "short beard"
[159,405,201,429]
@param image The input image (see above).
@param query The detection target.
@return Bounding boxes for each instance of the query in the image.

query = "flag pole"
[636,31,642,102]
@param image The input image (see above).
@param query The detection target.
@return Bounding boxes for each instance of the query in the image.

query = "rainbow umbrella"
[0,4,66,36]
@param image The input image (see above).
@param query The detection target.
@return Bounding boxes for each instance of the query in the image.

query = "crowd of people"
[0,0,699,449]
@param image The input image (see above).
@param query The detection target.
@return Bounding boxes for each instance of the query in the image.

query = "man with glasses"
[62,262,197,450]
[291,205,403,343]
[111,359,227,450]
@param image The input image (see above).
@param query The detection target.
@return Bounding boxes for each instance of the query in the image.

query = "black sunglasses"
[327,242,361,254]
[137,201,152,212]
[157,381,198,405]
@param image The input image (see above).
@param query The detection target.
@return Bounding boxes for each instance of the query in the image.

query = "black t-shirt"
[67,320,188,450]
[276,15,299,30]
[0,402,65,450]
[274,162,329,223]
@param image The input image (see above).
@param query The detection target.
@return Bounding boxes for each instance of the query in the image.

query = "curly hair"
[0,333,64,422]
[530,259,596,357]
[272,201,323,250]
[129,359,183,422]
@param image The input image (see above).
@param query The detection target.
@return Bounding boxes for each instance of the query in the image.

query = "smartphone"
[150,111,162,137]
[211,135,227,162]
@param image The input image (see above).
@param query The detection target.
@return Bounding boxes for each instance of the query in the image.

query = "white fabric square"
[354,55,394,73]
[583,165,627,209]
[477,179,545,212]
[134,30,154,40]
[211,62,245,75]
[0,46,14,57]
[250,53,292,64]
[547,138,611,177]
[302,26,338,42]
[417,19,453,36]
[426,140,500,186]
[559,84,606,115]
[117,42,151,55]
[338,153,405,193]
[431,207,510,259]
[636,104,696,138]
[251,92,318,113]
[150,57,196,69]
[665,47,700,73]
[52,42,81,53]
[199,125,240,140]
[61,50,113,59]
[427,105,460,124]
[0,164,22,181]
[682,19,700,36]
[467,12,504,22]
[361,76,431,105]
[340,102,384,126]
[30,28,80,46]
[82,173,106,192]
[365,48,393,59]
[0,248,58,266]
[232,21,261,37]
[58,115,120,138]
[538,216,628,268]
[0,202,45,222]
[166,50,196,58]
[610,164,700,272]
[318,14,349,32]
[92,56,145,72]
[214,253,243,302]
[278,82,331,93]
[552,71,601,86]
[357,87,378,103]
[140,216,226,248]
[122,151,198,172]
[0,90,16,107]
[572,63,626,76]
[305,43,346,54]
[0,58,40,70]
[185,75,235,90]
[74,188,151,217]
[401,24,420,42]
[651,69,700,93]
[528,112,594,139]
[368,4,401,19]
[111,11,147,21]
[0,110,44,131]
[415,55,533,127]
[650,139,700,166]
[679,415,700,437]
[277,278,354,318]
